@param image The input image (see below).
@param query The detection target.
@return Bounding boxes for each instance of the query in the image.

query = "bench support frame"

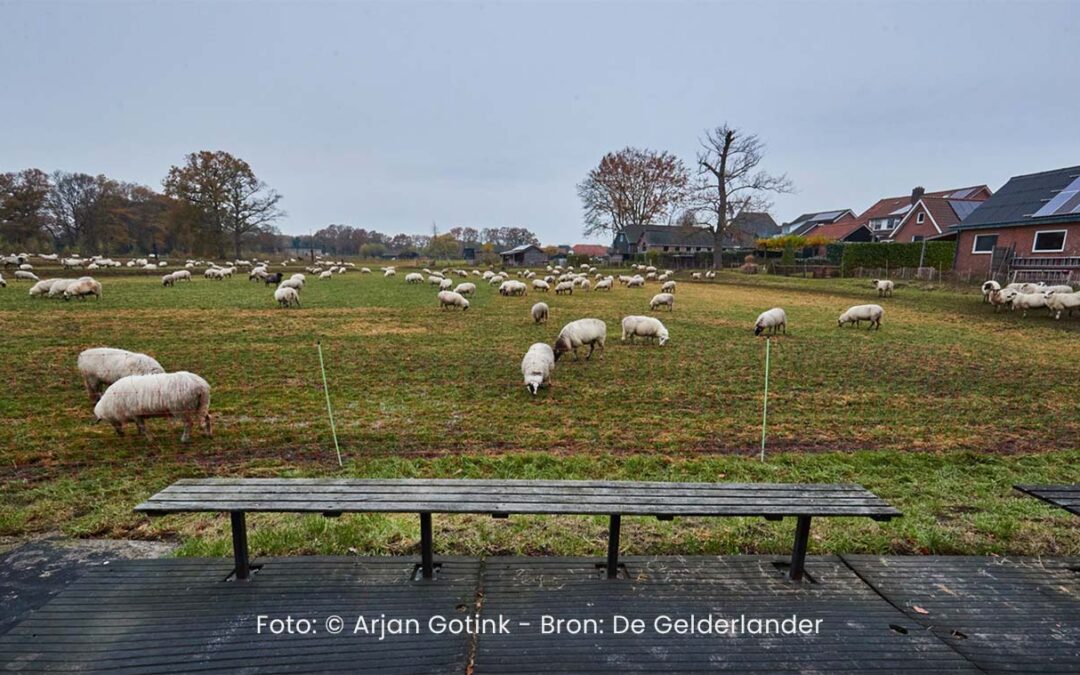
[230,511,250,581]
[420,513,434,580]
[788,515,812,581]
[606,515,621,579]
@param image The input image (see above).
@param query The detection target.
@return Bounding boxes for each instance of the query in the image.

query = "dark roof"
[500,244,543,256]
[952,166,1080,231]
[638,225,715,248]
[731,212,780,237]
[784,209,855,235]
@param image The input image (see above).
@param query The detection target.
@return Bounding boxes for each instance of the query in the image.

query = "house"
[889,192,985,243]
[854,186,992,240]
[725,212,780,246]
[571,244,610,260]
[951,165,1080,279]
[807,219,875,242]
[611,224,715,261]
[781,210,856,236]
[499,244,547,267]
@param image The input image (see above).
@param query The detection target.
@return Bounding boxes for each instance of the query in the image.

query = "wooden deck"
[1,555,1077,673]
[1014,484,1080,516]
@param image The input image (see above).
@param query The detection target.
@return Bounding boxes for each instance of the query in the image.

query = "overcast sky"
[2,1,1078,243]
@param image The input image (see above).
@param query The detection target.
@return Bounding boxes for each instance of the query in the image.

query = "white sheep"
[553,318,607,361]
[454,282,476,296]
[406,272,424,284]
[93,371,212,443]
[77,347,166,402]
[872,279,894,297]
[172,270,192,283]
[650,292,674,311]
[691,272,702,280]
[499,280,527,296]
[521,343,555,395]
[361,267,372,274]
[437,290,470,311]
[384,268,396,277]
[579,278,591,292]
[981,280,1001,303]
[274,286,301,308]
[279,277,303,291]
[63,278,102,301]
[594,278,613,291]
[989,287,1017,311]
[439,277,453,290]
[532,279,550,292]
[660,280,676,293]
[319,270,333,280]
[705,270,716,279]
[1046,291,1080,319]
[0,272,5,288]
[621,315,669,346]
[626,275,645,288]
[14,270,38,281]
[162,273,176,287]
[838,304,884,329]
[554,281,574,295]
[40,278,73,298]
[531,301,549,324]
[754,308,788,336]
[1011,291,1048,317]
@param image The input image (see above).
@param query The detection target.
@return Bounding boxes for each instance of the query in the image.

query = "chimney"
[911,186,925,205]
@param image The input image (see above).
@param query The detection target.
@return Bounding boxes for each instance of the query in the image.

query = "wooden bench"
[135,478,901,582]
[1014,484,1080,516]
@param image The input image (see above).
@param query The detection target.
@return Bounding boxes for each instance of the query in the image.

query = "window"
[916,212,925,224]
[971,233,998,254]
[912,235,924,242]
[662,246,669,252]
[1032,230,1067,253]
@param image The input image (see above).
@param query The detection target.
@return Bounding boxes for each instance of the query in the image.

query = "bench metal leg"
[230,511,250,581]
[420,513,434,580]
[788,515,811,581]
[606,515,621,579]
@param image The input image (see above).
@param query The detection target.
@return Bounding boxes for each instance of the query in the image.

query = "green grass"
[1,265,1077,558]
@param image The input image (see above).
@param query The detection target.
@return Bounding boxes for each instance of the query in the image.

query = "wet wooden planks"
[472,555,978,673]
[1014,484,1080,516]
[843,555,1080,673]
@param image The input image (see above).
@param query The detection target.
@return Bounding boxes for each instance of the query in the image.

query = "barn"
[499,244,547,267]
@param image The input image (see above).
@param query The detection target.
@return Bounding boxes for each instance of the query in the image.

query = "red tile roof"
[571,244,609,257]
[848,186,991,234]
[810,219,870,241]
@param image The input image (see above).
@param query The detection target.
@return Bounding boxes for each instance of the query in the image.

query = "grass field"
[1,265,1078,559]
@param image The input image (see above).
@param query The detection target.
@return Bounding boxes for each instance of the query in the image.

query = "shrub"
[839,242,955,274]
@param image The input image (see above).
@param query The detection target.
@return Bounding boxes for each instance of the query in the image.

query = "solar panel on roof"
[1031,175,1080,217]
[949,200,981,220]
[814,210,843,220]
[949,187,975,199]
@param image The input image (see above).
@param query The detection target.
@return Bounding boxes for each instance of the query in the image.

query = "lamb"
[437,290,470,311]
[554,281,574,295]
[981,280,1001,303]
[621,315,669,346]
[454,282,476,296]
[532,279,550,292]
[837,304,884,330]
[93,371,212,443]
[531,301,549,324]
[77,347,166,402]
[521,343,555,395]
[553,318,606,361]
[1046,291,1080,319]
[274,286,301,308]
[660,280,676,293]
[14,270,38,281]
[63,277,102,301]
[754,308,788,335]
[650,292,674,311]
[872,279,894,297]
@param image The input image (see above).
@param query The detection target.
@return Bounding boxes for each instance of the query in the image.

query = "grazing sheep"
[319,270,333,280]
[1046,291,1080,319]
[46,278,76,298]
[579,278,591,292]
[171,270,192,283]
[453,282,477,297]
[263,272,284,286]
[553,318,607,361]
[1011,291,1048,317]
[63,278,102,301]
[361,267,372,274]
[594,278,613,291]
[754,308,787,336]
[650,292,674,311]
[521,343,556,395]
[439,277,453,290]
[405,272,424,284]
[621,315,669,346]
[531,301,549,324]
[691,272,702,280]
[14,270,38,281]
[93,371,212,443]
[279,277,304,291]
[554,281,574,295]
[274,286,301,308]
[77,347,166,402]
[872,279,894,297]
[705,270,716,279]
[532,279,550,292]
[626,275,645,288]
[498,280,527,296]
[437,290,470,311]
[660,280,676,293]
[0,273,5,288]
[384,268,396,277]
[981,280,1001,303]
[162,273,176,287]
[838,304,884,330]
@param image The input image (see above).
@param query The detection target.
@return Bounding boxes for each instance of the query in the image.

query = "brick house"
[889,194,985,243]
[951,165,1080,280]
[853,185,992,240]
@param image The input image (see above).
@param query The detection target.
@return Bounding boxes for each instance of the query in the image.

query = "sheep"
[361,267,372,274]
[40,278,73,298]
[63,277,102,301]
[405,272,424,284]
[1044,284,1074,294]
[161,273,176,287]
[93,371,212,443]
[319,270,333,280]
[290,273,306,282]
[264,272,284,286]
[439,277,453,290]
[691,272,702,280]
[279,277,303,291]
[989,287,1018,311]
[981,280,1001,303]
[594,278,613,291]
[0,273,5,288]
[384,268,396,277]
[579,278,591,292]
[554,281,574,295]
[1011,291,1048,317]
[531,301,549,324]
[452,282,475,297]
[437,290,470,311]
[171,270,192,283]
[499,280,527,296]
[14,270,38,281]
[705,270,716,279]
[754,308,787,336]
[650,292,674,311]
[621,315,669,346]
[1046,291,1080,319]
[532,279,550,292]
[838,304,884,330]
[249,267,268,281]
[204,268,224,280]
[77,347,166,402]
[872,279,894,297]
[521,343,556,395]
[274,285,301,308]
[553,318,606,361]
[626,275,645,288]
[660,280,676,293]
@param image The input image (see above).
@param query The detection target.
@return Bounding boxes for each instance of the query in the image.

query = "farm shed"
[499,244,547,267]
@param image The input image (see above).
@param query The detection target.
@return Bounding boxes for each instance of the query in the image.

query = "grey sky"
[2,0,1077,243]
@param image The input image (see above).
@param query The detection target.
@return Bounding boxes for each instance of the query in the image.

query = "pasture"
[1,266,1077,559]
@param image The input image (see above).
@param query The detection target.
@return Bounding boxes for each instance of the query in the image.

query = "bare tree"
[577,147,689,238]
[693,125,793,267]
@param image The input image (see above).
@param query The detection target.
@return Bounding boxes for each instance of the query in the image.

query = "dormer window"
[916,212,925,224]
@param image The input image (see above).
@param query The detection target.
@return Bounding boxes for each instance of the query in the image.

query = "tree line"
[301,225,540,261]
